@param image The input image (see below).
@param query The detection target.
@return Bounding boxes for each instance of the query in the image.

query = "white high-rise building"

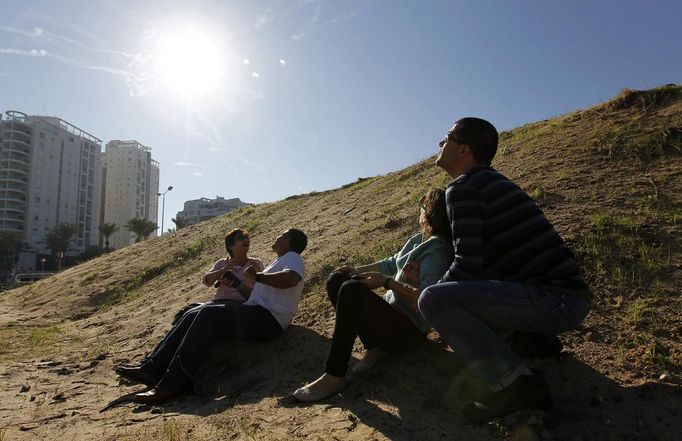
[175,196,250,226]
[0,110,102,269]
[101,140,159,249]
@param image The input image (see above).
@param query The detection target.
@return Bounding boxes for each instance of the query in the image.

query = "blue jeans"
[418,281,589,387]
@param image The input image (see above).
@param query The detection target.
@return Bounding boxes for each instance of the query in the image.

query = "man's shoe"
[508,332,564,359]
[132,386,179,404]
[114,365,159,387]
[462,371,554,423]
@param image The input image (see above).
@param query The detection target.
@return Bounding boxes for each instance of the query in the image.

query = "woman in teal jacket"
[294,188,453,402]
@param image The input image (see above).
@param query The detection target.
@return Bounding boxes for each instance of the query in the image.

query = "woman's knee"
[326,271,350,304]
[336,280,370,309]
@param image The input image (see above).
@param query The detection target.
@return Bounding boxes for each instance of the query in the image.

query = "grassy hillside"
[0,85,680,441]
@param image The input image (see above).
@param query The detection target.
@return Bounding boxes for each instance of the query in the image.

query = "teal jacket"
[378,233,453,332]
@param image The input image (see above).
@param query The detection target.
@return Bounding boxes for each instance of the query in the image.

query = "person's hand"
[401,261,421,287]
[243,265,258,284]
[223,258,240,271]
[354,272,387,289]
[335,265,358,275]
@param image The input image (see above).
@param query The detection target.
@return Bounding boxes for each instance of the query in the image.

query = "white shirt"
[244,251,305,329]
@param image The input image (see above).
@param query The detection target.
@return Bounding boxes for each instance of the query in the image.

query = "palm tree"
[0,231,28,280]
[98,222,119,252]
[44,223,79,271]
[124,218,158,243]
[171,216,189,230]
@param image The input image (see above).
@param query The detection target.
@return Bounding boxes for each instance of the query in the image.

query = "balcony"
[0,184,27,194]
[0,205,26,214]
[0,158,30,173]
[0,153,30,165]
[0,194,27,203]
[0,224,23,233]
[0,213,25,221]
[0,176,28,185]
[4,130,32,144]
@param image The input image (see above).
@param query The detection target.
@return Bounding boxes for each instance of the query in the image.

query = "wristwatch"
[383,277,393,290]
[255,272,264,283]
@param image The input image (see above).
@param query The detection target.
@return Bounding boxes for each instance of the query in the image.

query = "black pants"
[324,272,420,377]
[142,301,283,392]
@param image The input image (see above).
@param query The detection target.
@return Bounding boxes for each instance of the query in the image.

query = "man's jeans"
[418,280,589,388]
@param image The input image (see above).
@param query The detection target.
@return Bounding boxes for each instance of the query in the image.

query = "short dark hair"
[224,228,249,257]
[421,188,451,242]
[451,117,498,166]
[286,229,308,254]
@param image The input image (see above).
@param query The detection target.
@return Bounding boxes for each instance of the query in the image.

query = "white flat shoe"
[292,374,346,402]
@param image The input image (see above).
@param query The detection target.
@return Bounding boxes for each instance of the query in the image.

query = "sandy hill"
[0,85,680,441]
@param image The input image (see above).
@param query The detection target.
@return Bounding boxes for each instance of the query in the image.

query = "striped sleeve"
[441,183,486,282]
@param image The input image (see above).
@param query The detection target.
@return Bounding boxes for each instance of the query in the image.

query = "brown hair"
[421,188,450,241]
[224,228,249,257]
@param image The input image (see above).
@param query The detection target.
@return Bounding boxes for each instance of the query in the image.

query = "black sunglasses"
[438,132,459,148]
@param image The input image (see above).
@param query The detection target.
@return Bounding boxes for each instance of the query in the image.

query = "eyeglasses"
[439,132,458,148]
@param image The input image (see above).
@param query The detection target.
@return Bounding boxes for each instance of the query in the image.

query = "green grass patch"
[240,218,261,233]
[577,214,673,287]
[30,325,60,347]
[99,239,208,309]
[79,272,99,286]
[161,418,182,441]
[174,238,207,261]
[598,126,682,162]
[529,184,546,202]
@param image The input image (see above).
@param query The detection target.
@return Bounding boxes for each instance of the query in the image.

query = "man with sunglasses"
[418,117,591,422]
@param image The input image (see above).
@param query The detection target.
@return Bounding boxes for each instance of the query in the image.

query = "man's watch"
[255,272,265,283]
[383,277,393,290]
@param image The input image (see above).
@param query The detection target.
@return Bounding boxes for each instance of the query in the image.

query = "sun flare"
[153,27,227,98]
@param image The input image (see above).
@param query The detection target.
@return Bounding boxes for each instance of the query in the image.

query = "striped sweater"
[441,166,591,297]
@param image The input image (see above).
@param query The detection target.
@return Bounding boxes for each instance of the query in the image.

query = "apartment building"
[175,196,249,226]
[101,140,159,249]
[0,110,102,269]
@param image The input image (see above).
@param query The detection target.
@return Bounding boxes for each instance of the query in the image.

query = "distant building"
[0,110,102,269]
[101,140,159,249]
[175,196,249,226]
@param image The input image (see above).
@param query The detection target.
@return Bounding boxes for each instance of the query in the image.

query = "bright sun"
[154,27,227,98]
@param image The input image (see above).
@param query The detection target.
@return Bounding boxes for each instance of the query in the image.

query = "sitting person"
[115,228,308,404]
[118,229,261,377]
[202,228,264,303]
[419,117,592,422]
[293,188,453,402]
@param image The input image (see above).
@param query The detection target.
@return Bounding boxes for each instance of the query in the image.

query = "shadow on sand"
[119,326,680,441]
[123,324,332,416]
[279,337,681,441]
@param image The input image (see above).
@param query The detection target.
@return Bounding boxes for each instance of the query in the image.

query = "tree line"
[0,216,189,278]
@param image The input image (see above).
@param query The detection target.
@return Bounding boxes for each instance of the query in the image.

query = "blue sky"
[1,0,680,230]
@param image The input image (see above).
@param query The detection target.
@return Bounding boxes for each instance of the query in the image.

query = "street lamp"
[157,185,173,235]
